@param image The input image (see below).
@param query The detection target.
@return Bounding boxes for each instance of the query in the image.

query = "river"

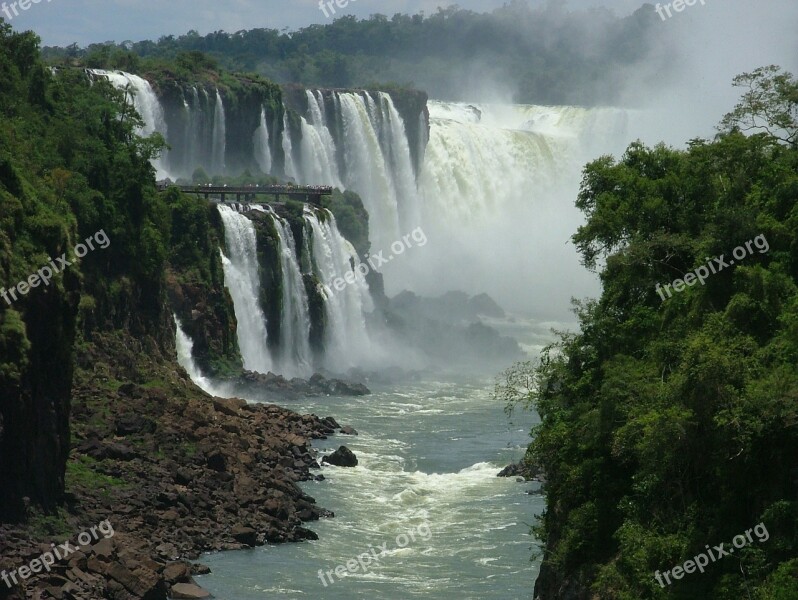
[195,374,543,599]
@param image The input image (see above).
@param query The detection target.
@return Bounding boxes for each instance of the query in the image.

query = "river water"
[195,374,543,599]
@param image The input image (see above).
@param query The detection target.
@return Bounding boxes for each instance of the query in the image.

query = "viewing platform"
[157,182,333,205]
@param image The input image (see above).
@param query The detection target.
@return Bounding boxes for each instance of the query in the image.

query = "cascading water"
[255,207,313,378]
[174,315,223,397]
[305,208,374,373]
[253,106,272,175]
[298,90,342,187]
[90,69,630,317]
[211,90,227,174]
[217,205,273,374]
[88,69,169,178]
[335,92,403,251]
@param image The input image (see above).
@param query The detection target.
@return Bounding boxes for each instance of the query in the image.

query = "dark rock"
[497,460,541,481]
[171,582,212,599]
[115,414,156,436]
[206,451,226,472]
[322,446,358,467]
[231,525,258,546]
[162,561,192,584]
[339,425,358,436]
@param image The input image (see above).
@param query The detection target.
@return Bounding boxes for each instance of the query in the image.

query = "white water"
[253,106,272,175]
[270,211,313,378]
[335,92,403,251]
[385,101,632,316]
[173,315,224,396]
[211,90,227,174]
[305,208,374,372]
[196,375,543,599]
[218,205,273,374]
[88,69,169,179]
[282,111,298,181]
[299,90,343,187]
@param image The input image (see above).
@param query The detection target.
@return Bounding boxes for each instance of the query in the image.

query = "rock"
[206,450,227,472]
[340,425,358,436]
[115,414,156,436]
[225,370,370,400]
[294,526,319,541]
[191,563,211,576]
[322,446,358,467]
[171,582,212,599]
[162,561,192,584]
[497,460,540,481]
[231,525,258,546]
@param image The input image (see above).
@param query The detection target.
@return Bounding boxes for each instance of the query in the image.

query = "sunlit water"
[195,376,543,599]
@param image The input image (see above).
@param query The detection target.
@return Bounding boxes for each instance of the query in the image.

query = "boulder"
[171,582,212,599]
[322,446,358,467]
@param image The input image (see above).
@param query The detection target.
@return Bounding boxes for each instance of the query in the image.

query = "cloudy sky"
[7,0,646,47]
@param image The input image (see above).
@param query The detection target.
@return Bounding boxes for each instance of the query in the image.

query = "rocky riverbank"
[0,332,345,600]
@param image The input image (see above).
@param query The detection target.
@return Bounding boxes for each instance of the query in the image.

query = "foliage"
[40,3,666,106]
[510,68,798,598]
[720,66,798,147]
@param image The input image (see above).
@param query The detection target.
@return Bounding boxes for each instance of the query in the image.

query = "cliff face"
[165,189,242,376]
[0,121,80,519]
[154,73,287,179]
[0,279,78,520]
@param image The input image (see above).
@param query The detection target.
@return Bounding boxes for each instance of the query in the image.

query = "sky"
[5,0,646,47]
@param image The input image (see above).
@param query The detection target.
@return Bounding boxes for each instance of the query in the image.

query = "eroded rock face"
[0,286,78,521]
[322,446,359,467]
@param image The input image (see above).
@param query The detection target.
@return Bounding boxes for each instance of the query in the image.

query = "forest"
[40,2,665,106]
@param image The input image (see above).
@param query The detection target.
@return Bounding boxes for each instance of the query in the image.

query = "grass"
[65,455,127,501]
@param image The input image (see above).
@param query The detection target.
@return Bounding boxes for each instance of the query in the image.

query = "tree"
[720,65,798,147]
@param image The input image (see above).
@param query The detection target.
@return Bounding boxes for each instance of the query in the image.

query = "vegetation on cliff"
[41,3,666,106]
[502,67,798,599]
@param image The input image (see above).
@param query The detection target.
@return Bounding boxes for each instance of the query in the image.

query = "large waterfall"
[258,207,313,378]
[217,205,274,374]
[94,69,632,362]
[305,209,374,373]
[216,203,374,378]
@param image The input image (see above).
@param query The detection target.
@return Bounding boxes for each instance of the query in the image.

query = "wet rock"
[340,425,358,436]
[497,460,541,481]
[322,446,358,467]
[231,525,258,546]
[171,582,212,599]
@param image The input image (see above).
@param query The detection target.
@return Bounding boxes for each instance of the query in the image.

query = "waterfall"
[174,315,223,396]
[298,90,342,187]
[211,90,227,174]
[253,106,272,175]
[335,92,402,251]
[270,212,313,377]
[377,92,422,230]
[282,112,297,181]
[305,208,373,373]
[88,69,169,179]
[217,205,273,374]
